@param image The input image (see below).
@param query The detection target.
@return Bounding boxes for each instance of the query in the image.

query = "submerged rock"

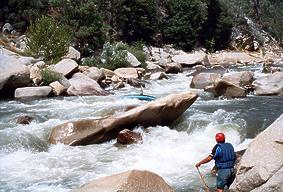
[117,129,142,145]
[48,92,198,145]
[71,170,174,192]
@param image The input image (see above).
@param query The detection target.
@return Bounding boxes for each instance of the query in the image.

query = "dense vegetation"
[1,0,282,57]
[221,0,283,46]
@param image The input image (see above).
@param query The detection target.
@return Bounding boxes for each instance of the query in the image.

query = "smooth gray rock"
[67,73,108,96]
[0,55,30,97]
[230,114,283,192]
[15,86,52,98]
[253,72,283,96]
[53,59,79,77]
[222,71,254,87]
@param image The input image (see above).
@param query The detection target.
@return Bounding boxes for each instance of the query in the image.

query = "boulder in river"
[71,169,174,192]
[117,129,142,145]
[230,114,283,192]
[48,92,198,145]
[205,79,247,98]
[253,71,283,96]
[0,55,31,98]
[67,73,109,96]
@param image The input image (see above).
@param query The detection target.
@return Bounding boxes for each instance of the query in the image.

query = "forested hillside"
[1,0,282,57]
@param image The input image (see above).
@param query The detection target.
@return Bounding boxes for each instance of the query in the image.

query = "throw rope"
[196,167,210,192]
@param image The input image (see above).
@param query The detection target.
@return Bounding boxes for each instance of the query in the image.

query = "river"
[0,64,282,192]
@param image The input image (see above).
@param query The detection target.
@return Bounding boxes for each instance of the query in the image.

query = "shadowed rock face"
[48,92,198,146]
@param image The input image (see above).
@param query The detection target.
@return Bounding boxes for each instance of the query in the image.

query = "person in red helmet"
[195,132,236,192]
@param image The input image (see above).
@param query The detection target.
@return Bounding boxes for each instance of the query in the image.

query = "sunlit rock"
[114,68,139,79]
[18,56,37,66]
[83,67,105,83]
[172,53,209,67]
[208,52,261,65]
[15,86,52,98]
[49,92,198,145]
[67,73,109,96]
[230,114,283,192]
[222,71,254,87]
[0,55,31,97]
[253,72,283,96]
[190,73,221,89]
[53,59,79,78]
[71,170,174,192]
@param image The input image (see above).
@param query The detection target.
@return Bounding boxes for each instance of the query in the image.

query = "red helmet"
[215,132,225,143]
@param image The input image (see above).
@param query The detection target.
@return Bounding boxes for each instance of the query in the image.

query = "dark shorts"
[216,168,235,189]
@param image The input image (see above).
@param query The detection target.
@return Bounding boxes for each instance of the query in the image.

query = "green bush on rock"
[26,16,72,63]
[40,68,62,85]
[82,41,146,70]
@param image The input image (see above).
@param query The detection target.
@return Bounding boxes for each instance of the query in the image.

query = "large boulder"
[49,92,198,145]
[222,71,254,87]
[205,79,247,98]
[53,59,79,78]
[83,67,105,83]
[72,170,174,192]
[114,68,139,79]
[172,53,209,67]
[208,52,261,65]
[253,72,283,96]
[230,114,283,192]
[0,55,31,97]
[190,73,221,89]
[67,73,109,96]
[14,86,52,98]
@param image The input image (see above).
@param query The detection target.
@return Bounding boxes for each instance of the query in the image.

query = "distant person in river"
[195,132,236,192]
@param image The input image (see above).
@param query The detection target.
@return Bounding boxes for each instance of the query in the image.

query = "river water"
[0,65,282,192]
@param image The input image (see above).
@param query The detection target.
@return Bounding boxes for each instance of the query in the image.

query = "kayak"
[121,94,156,101]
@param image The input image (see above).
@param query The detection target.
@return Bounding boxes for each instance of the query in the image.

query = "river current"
[0,64,282,192]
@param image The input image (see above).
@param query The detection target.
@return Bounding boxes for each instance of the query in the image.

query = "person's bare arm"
[195,155,213,167]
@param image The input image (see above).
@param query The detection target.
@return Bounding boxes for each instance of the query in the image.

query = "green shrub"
[126,42,146,68]
[82,41,147,70]
[40,68,62,85]
[26,16,72,63]
[99,42,128,70]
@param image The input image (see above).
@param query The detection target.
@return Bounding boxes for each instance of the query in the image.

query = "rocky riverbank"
[1,43,283,100]
[1,31,282,192]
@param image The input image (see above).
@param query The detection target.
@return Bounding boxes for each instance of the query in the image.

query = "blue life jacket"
[214,143,236,169]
